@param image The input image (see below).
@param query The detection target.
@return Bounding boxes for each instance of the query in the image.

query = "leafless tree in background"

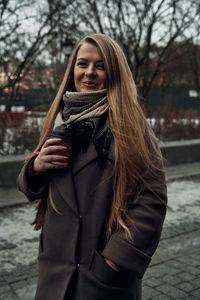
[186,1,200,100]
[1,0,200,110]
[59,0,200,109]
[0,0,67,111]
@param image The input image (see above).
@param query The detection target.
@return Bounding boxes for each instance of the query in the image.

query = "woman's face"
[74,42,106,92]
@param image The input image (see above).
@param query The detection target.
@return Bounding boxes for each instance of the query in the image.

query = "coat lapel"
[72,141,114,176]
[51,167,78,214]
[72,142,98,176]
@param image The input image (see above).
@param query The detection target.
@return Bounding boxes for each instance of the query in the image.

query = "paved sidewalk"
[167,161,200,182]
[1,247,200,299]
[0,218,199,299]
[143,247,200,299]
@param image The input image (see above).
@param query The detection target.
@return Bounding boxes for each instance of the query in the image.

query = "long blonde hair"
[30,34,164,238]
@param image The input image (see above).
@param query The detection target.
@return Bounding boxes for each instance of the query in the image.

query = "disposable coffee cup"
[50,124,73,166]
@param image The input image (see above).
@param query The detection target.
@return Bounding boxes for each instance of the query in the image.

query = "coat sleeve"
[102,132,167,279]
[17,156,49,202]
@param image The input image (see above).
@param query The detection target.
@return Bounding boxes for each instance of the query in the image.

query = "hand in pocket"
[104,258,119,272]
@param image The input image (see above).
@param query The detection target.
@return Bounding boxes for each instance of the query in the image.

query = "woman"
[17,34,167,300]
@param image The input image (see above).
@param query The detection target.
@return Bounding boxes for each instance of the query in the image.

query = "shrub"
[0,112,44,155]
[147,108,200,141]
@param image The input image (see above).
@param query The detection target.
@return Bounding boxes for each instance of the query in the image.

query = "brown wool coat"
[17,138,167,300]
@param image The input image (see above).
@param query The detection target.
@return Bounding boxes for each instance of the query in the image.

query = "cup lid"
[50,124,72,140]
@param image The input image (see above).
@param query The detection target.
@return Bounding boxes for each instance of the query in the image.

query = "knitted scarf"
[53,89,111,156]
[54,89,108,130]
[63,89,107,123]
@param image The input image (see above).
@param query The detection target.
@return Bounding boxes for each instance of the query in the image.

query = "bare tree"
[0,0,35,93]
[53,0,200,109]
[186,1,200,99]
[1,0,200,111]
[0,0,66,111]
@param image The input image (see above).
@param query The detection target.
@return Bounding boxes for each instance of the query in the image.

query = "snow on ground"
[0,180,200,272]
[0,204,39,272]
[166,180,200,225]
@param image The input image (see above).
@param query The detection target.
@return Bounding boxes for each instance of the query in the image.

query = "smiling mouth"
[83,81,96,86]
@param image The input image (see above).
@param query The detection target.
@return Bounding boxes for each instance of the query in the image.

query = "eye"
[96,64,104,70]
[77,62,87,67]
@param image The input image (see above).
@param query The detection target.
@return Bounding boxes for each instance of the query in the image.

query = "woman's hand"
[34,138,69,172]
[104,258,119,272]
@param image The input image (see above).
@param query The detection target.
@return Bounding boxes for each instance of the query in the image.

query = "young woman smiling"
[74,43,106,92]
[18,34,167,300]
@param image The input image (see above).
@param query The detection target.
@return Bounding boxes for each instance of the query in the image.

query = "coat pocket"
[89,250,129,288]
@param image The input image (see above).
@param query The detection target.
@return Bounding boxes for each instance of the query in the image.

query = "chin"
[82,87,99,92]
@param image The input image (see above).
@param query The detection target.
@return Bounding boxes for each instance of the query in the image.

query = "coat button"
[79,215,82,219]
[77,264,80,268]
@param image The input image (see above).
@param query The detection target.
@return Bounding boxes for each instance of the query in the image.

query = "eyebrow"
[76,58,104,63]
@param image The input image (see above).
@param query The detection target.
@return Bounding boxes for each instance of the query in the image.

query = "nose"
[85,64,96,76]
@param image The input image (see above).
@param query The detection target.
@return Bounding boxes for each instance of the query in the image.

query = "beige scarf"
[54,89,108,128]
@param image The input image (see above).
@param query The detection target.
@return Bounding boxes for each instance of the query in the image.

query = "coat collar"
[72,140,114,176]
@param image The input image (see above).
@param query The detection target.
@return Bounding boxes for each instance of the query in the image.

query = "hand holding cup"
[34,124,73,173]
[33,138,70,172]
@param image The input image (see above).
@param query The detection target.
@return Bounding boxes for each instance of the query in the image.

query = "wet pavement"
[0,163,200,299]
